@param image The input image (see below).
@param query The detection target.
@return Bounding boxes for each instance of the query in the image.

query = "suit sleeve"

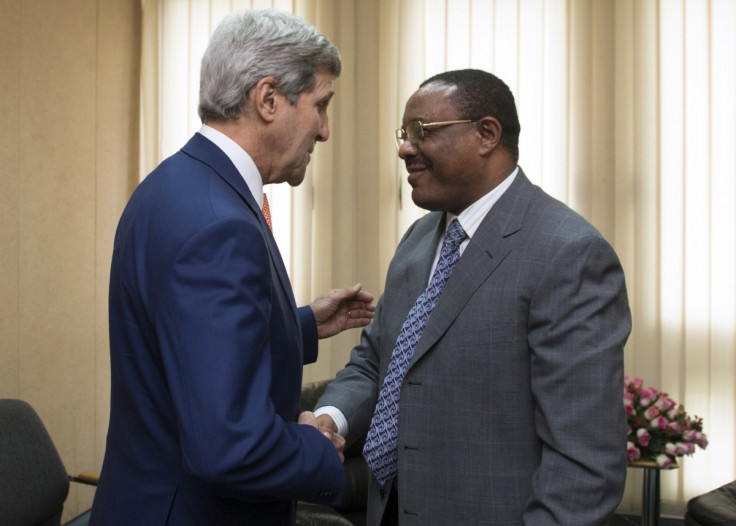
[316,295,385,446]
[315,218,426,445]
[155,216,344,504]
[299,306,318,365]
[524,234,631,525]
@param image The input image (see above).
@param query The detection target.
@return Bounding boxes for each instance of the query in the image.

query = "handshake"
[299,412,345,462]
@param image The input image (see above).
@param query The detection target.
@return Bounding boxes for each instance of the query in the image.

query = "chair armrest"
[69,471,99,486]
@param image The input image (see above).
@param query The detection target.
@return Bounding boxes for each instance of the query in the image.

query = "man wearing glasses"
[315,69,630,525]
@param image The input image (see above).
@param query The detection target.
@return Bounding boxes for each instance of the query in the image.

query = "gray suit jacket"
[317,169,631,525]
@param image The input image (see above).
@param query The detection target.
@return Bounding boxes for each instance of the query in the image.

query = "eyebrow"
[401,117,428,126]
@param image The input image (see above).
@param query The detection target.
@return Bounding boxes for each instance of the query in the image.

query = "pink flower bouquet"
[624,376,708,468]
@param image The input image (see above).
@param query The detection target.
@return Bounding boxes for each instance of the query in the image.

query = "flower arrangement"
[624,376,708,469]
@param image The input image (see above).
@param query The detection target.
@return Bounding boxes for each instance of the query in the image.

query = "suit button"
[380,488,386,499]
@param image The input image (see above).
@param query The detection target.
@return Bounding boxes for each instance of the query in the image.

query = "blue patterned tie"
[363,219,467,486]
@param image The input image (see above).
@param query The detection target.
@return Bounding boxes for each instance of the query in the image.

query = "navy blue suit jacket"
[90,133,344,525]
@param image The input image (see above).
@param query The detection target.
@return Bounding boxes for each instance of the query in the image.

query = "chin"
[410,193,440,212]
[288,172,306,187]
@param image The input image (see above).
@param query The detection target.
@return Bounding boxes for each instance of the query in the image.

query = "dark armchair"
[0,383,366,526]
[684,480,736,526]
[0,399,98,526]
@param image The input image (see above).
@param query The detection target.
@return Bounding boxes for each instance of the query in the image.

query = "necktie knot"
[425,219,466,292]
[444,218,466,246]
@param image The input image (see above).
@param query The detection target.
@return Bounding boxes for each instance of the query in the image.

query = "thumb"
[298,411,318,428]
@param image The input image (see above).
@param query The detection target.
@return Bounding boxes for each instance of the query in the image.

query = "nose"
[397,139,416,159]
[317,113,329,142]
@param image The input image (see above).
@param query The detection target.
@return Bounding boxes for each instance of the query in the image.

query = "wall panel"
[0,0,21,397]
[0,0,140,520]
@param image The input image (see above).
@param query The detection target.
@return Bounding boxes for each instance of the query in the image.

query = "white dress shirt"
[197,124,264,208]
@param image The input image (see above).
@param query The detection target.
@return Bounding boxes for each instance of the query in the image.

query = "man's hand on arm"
[310,283,376,339]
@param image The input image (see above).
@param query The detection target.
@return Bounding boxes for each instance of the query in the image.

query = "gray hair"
[198,9,341,122]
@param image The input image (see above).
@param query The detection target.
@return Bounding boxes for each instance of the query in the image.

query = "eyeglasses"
[394,119,476,149]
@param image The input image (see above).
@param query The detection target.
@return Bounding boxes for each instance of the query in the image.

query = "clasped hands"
[299,412,345,462]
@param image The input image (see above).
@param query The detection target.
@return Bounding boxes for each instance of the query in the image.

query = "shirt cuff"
[314,406,349,437]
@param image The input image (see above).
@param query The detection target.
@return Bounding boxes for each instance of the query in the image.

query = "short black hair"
[420,69,520,162]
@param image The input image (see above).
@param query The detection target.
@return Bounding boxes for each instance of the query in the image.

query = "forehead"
[403,83,459,123]
[310,70,335,98]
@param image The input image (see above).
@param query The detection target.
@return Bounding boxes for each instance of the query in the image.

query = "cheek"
[301,109,321,129]
[294,119,316,146]
[437,143,477,178]
[428,152,462,183]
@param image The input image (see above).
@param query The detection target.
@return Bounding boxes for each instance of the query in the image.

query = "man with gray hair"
[91,9,374,525]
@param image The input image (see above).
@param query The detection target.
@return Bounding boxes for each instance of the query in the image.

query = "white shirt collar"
[447,165,519,237]
[428,166,519,282]
[198,124,264,208]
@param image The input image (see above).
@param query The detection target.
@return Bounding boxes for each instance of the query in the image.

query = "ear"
[477,116,503,155]
[252,76,280,122]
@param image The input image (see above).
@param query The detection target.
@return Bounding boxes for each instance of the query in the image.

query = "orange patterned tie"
[261,193,272,231]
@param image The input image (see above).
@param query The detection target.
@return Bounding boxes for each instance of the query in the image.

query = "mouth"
[405,162,429,186]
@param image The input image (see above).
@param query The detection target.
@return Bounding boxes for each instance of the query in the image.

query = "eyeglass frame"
[394,119,477,150]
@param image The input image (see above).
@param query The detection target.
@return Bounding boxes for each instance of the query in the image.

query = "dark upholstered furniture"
[296,380,369,526]
[0,399,97,526]
[684,480,736,526]
[1,384,366,526]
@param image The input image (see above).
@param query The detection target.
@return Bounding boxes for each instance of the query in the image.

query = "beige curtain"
[145,0,736,515]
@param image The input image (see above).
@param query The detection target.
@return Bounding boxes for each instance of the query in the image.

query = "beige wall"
[0,0,141,520]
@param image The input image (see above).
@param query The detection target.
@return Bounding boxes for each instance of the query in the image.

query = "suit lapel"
[181,133,260,215]
[180,133,300,325]
[404,216,446,303]
[409,170,534,367]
